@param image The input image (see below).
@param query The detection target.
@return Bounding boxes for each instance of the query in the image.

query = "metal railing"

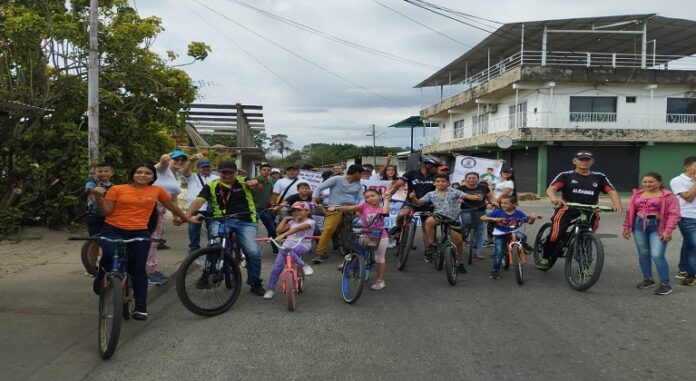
[666,113,696,124]
[569,112,617,122]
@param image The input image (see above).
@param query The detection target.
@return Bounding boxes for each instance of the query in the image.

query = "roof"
[416,14,696,88]
[389,116,439,128]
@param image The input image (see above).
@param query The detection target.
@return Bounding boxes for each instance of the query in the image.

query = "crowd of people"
[83,150,696,319]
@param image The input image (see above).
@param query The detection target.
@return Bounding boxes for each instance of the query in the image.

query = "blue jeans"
[256,209,278,252]
[492,231,526,272]
[209,218,263,287]
[99,224,151,311]
[632,217,670,284]
[677,217,696,276]
[459,210,486,254]
[188,211,212,251]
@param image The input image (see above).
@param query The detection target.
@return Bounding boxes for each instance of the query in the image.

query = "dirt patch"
[0,227,78,277]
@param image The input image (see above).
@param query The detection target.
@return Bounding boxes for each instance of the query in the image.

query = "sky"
[133,0,694,151]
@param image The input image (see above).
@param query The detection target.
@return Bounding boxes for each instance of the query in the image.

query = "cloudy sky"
[134,0,692,150]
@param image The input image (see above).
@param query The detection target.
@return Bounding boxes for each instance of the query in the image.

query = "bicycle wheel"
[297,269,305,293]
[533,222,557,271]
[337,217,354,257]
[176,247,242,316]
[285,272,296,311]
[502,251,510,270]
[396,222,414,271]
[466,228,476,265]
[565,232,604,291]
[512,245,524,285]
[433,244,444,271]
[443,245,458,286]
[341,253,366,304]
[81,240,101,276]
[122,277,134,320]
[98,273,123,359]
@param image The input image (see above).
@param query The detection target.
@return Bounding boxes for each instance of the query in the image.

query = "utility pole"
[87,0,99,167]
[366,124,376,168]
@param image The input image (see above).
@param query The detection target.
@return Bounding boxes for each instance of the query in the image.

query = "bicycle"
[496,217,541,285]
[255,236,319,311]
[533,202,612,291]
[69,236,154,359]
[341,222,383,304]
[426,213,462,285]
[329,206,359,257]
[176,213,249,317]
[459,209,483,266]
[393,204,429,271]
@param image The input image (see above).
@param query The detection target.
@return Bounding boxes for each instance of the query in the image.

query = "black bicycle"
[428,213,462,286]
[330,207,358,257]
[533,202,612,291]
[393,205,430,271]
[459,209,483,265]
[176,213,248,316]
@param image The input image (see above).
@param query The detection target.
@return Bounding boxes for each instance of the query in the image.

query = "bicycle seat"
[432,213,458,226]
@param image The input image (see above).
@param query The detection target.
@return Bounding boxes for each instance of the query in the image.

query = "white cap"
[271,168,281,174]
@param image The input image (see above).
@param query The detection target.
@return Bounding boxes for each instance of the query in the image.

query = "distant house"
[416,14,696,193]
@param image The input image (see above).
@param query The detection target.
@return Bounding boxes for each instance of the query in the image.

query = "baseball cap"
[217,161,237,171]
[286,165,298,170]
[501,164,513,173]
[574,151,594,159]
[271,168,281,174]
[290,201,310,210]
[170,150,188,160]
[197,159,211,168]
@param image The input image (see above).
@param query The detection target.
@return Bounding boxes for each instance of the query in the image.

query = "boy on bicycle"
[481,195,538,279]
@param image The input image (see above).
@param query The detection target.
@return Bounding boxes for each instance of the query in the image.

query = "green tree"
[269,134,292,159]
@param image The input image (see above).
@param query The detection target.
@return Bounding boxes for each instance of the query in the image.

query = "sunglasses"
[172,157,188,162]
[220,170,236,175]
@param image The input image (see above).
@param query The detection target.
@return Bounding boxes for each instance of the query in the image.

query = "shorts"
[86,215,105,236]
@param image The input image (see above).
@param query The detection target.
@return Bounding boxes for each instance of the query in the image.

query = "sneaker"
[131,310,148,321]
[311,255,325,264]
[153,271,169,283]
[240,254,247,268]
[263,290,275,299]
[387,241,397,249]
[484,241,494,248]
[157,241,169,250]
[250,284,266,296]
[423,254,433,263]
[676,271,688,280]
[489,271,501,280]
[92,272,104,295]
[337,262,344,271]
[473,253,486,260]
[302,265,314,276]
[457,263,468,274]
[680,276,696,286]
[523,243,534,254]
[537,258,550,268]
[148,273,165,285]
[654,284,673,295]
[388,226,401,236]
[636,279,656,289]
[370,280,386,290]
[195,275,210,289]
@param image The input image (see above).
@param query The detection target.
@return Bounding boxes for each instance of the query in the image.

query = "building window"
[666,98,696,123]
[626,96,636,103]
[453,119,465,138]
[508,101,527,129]
[569,96,617,122]
[472,113,489,135]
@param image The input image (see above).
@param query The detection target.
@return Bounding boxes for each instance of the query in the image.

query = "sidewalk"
[0,216,190,381]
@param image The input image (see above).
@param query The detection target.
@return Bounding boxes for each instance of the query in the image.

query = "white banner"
[298,170,323,190]
[451,155,503,185]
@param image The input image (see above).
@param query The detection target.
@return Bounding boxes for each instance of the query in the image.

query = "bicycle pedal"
[344,254,352,261]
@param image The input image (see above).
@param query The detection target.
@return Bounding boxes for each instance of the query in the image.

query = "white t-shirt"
[154,166,181,197]
[282,219,316,251]
[184,172,220,209]
[494,180,514,200]
[273,177,300,202]
[670,174,696,219]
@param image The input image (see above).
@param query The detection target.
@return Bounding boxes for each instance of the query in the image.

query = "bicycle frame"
[505,232,526,266]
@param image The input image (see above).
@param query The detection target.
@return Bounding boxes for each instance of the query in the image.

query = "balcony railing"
[425,50,696,108]
[424,112,696,146]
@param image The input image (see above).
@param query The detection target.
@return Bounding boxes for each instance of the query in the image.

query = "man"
[459,171,497,261]
[321,163,343,181]
[670,156,696,285]
[272,165,300,206]
[310,164,364,264]
[270,168,282,185]
[183,155,219,254]
[253,163,278,254]
[185,161,266,296]
[385,155,440,259]
[540,151,622,266]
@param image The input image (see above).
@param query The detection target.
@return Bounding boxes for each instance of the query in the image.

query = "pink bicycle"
[255,236,319,311]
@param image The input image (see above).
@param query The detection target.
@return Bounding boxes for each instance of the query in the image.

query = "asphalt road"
[3,201,696,381]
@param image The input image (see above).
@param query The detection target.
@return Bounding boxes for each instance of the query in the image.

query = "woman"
[90,163,197,320]
[148,150,187,284]
[623,172,681,296]
[486,164,515,246]
[379,153,399,181]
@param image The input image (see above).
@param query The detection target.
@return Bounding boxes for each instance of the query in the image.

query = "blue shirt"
[486,208,528,235]
[85,180,113,216]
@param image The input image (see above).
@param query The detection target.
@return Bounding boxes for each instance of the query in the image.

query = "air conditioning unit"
[489,104,498,114]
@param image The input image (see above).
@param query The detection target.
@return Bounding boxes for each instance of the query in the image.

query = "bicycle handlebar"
[69,236,158,243]
[565,202,613,211]
[200,211,253,221]
[255,236,320,249]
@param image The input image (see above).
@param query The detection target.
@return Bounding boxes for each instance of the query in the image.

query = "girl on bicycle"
[481,195,538,279]
[330,189,391,290]
[622,172,681,295]
[90,163,197,320]
[263,201,316,299]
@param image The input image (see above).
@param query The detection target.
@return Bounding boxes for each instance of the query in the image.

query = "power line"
[371,0,471,48]
[192,0,407,107]
[410,0,502,26]
[223,0,439,70]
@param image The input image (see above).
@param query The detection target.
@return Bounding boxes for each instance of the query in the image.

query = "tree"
[253,131,269,150]
[0,0,206,233]
[269,134,293,159]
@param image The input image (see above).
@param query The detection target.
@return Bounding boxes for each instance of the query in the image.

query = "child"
[481,195,538,279]
[410,174,467,271]
[264,201,316,300]
[330,189,391,290]
[83,163,114,275]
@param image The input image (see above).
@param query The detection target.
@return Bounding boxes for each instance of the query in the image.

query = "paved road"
[2,201,695,380]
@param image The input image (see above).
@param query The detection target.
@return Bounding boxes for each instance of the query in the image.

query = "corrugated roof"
[416,14,696,88]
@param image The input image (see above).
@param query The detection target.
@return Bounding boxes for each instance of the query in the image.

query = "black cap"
[285,165,298,170]
[501,164,513,173]
[574,151,594,159]
[218,161,237,171]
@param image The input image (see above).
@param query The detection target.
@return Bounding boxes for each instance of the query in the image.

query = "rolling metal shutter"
[510,148,538,193]
[546,146,639,191]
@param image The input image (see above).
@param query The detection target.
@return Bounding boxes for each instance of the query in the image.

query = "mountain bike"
[429,213,462,286]
[533,202,612,291]
[393,205,429,271]
[176,213,248,316]
[459,209,483,265]
[496,217,541,285]
[69,236,154,359]
[255,236,319,311]
[341,222,383,304]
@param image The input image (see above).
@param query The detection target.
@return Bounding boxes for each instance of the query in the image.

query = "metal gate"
[546,146,639,191]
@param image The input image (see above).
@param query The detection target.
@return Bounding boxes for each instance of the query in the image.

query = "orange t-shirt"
[104,184,171,230]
